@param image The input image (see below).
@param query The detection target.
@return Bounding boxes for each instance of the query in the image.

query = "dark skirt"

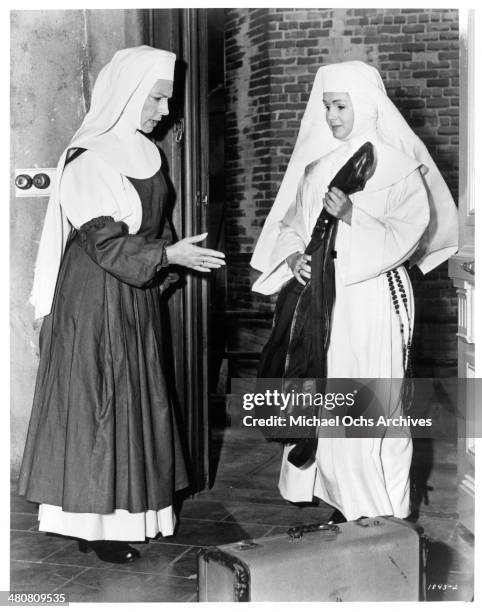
[18,220,189,514]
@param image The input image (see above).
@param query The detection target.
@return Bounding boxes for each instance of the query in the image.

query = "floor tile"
[222,500,332,526]
[163,546,199,578]
[424,528,474,575]
[198,484,306,506]
[10,513,40,531]
[38,540,118,569]
[58,567,195,602]
[167,517,271,546]
[178,499,230,521]
[10,560,87,592]
[44,539,191,574]
[10,531,72,563]
[110,542,191,575]
[416,515,457,543]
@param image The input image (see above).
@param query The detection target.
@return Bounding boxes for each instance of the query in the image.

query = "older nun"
[251,61,457,522]
[18,46,225,563]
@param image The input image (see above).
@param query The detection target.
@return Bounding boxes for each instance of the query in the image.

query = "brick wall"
[224,7,459,377]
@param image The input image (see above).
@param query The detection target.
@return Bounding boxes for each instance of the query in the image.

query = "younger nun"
[251,61,457,521]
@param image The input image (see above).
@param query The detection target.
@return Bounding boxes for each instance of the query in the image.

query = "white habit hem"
[38,503,176,541]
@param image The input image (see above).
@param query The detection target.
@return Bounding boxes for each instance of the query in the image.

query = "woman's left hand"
[323,187,353,225]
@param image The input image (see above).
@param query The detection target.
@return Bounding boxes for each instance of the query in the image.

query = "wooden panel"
[145,9,210,491]
[144,8,185,422]
[180,8,210,492]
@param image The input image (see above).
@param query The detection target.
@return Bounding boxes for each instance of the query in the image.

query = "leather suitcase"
[198,516,426,602]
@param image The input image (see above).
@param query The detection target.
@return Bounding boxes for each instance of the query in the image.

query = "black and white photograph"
[7,3,479,606]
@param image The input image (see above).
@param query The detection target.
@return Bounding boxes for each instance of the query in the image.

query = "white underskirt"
[38,503,176,541]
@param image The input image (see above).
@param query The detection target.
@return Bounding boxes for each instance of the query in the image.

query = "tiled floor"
[10,427,474,603]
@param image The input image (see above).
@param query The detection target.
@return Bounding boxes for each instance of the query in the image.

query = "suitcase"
[197,516,426,602]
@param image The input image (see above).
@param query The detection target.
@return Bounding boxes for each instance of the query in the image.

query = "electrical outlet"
[15,168,56,198]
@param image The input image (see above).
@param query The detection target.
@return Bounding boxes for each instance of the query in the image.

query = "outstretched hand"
[165,233,226,272]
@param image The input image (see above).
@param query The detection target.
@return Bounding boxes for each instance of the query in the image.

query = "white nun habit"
[32,46,180,541]
[251,61,458,520]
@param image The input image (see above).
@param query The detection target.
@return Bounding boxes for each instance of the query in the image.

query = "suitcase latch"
[233,540,261,551]
[356,516,383,528]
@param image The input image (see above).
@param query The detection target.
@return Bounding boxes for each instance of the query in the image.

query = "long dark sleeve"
[77,216,169,287]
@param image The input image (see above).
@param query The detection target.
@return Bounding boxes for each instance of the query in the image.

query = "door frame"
[145,8,210,492]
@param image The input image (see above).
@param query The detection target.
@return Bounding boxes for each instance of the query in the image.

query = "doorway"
[146,8,229,492]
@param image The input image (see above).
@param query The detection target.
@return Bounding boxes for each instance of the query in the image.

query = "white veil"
[31,46,176,319]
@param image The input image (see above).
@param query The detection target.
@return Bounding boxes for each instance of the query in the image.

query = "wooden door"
[145,8,210,492]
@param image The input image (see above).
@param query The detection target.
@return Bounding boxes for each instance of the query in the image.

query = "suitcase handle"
[287,523,340,541]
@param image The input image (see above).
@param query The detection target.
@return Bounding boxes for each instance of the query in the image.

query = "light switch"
[15,168,56,198]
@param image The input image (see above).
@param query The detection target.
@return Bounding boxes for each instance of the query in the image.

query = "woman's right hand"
[165,233,226,273]
[286,252,311,285]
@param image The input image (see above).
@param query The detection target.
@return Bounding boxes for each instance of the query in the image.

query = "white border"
[3,3,480,612]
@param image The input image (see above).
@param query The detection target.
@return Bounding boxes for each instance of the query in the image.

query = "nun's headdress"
[31,46,176,319]
[251,61,458,290]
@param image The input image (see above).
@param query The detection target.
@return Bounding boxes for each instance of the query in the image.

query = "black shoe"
[78,539,140,564]
[327,509,347,524]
